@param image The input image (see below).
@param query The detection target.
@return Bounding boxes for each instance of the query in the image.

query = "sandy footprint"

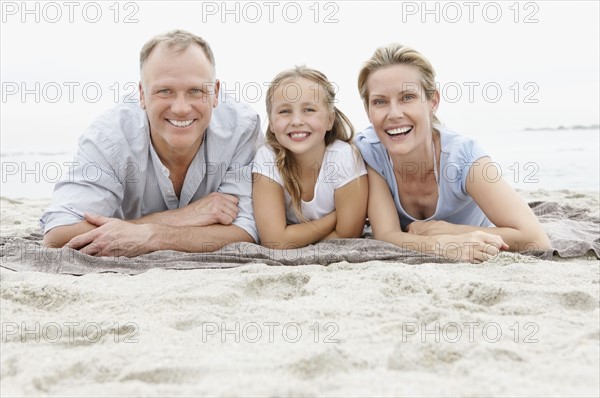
[244,272,312,300]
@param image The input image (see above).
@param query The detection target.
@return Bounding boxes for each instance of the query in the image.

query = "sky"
[1,0,599,153]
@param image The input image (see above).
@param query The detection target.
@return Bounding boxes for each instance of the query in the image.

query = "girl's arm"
[323,175,368,240]
[252,173,336,249]
[367,166,507,263]
[407,157,551,252]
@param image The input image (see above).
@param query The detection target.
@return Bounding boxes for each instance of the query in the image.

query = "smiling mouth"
[386,126,413,137]
[167,119,194,128]
[288,132,310,140]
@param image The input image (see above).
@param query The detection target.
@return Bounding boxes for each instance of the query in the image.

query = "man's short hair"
[139,29,216,77]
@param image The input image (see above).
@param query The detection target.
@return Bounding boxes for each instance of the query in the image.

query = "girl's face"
[269,77,334,157]
[366,64,439,157]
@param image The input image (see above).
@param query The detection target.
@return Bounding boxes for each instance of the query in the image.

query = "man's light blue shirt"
[40,96,262,242]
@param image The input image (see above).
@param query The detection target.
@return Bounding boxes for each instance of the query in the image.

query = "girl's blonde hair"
[358,43,440,124]
[265,66,355,222]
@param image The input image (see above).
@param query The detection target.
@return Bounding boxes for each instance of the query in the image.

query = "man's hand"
[163,192,240,227]
[66,214,156,257]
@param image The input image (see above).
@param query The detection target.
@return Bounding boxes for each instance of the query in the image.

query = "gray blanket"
[1,201,598,275]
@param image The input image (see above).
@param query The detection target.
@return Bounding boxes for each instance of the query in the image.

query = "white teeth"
[386,126,412,135]
[289,132,309,139]
[168,119,193,127]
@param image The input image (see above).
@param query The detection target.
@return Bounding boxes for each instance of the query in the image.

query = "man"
[41,30,261,256]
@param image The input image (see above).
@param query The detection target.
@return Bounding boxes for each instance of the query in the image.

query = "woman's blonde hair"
[265,66,355,222]
[358,43,440,124]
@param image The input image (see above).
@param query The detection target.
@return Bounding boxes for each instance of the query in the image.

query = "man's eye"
[157,89,171,94]
[402,94,416,101]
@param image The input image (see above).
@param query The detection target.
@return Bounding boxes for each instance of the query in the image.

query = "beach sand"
[1,190,598,397]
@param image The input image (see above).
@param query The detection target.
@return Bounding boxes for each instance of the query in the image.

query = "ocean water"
[474,128,599,192]
[1,128,598,199]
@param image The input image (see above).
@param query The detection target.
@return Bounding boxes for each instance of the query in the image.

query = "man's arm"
[152,224,253,252]
[144,110,263,250]
[41,120,127,248]
[66,216,253,256]
[135,110,263,241]
[43,221,96,248]
[44,189,242,249]
[40,100,169,249]
[131,192,240,227]
[48,108,263,255]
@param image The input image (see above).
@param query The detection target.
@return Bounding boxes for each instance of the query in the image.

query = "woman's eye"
[403,94,415,101]
[373,99,385,105]
[278,109,291,114]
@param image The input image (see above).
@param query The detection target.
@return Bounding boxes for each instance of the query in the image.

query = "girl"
[252,66,368,249]
[355,43,551,263]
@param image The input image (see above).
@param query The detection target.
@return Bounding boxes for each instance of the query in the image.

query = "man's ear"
[212,80,220,108]
[139,81,146,110]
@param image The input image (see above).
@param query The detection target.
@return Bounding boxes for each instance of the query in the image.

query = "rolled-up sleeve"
[216,114,262,242]
[40,127,124,233]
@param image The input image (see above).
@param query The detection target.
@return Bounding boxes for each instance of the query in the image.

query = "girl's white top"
[252,140,367,224]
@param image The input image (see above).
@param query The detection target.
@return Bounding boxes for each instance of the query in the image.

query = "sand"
[1,190,599,397]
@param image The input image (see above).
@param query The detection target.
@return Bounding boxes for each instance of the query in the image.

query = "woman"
[355,43,550,263]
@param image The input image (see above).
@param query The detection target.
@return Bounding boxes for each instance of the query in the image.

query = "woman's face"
[366,64,439,157]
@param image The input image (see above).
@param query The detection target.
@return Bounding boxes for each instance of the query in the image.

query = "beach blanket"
[1,201,598,275]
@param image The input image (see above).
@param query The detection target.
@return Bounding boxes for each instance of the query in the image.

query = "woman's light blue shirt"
[355,124,493,231]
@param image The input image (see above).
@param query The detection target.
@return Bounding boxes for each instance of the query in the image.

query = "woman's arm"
[367,166,507,262]
[252,173,336,249]
[407,157,551,252]
[323,175,368,240]
[466,157,550,250]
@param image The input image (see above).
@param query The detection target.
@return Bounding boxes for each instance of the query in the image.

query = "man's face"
[139,43,219,159]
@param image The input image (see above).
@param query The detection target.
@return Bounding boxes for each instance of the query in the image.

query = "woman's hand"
[406,221,509,262]
[434,231,509,263]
